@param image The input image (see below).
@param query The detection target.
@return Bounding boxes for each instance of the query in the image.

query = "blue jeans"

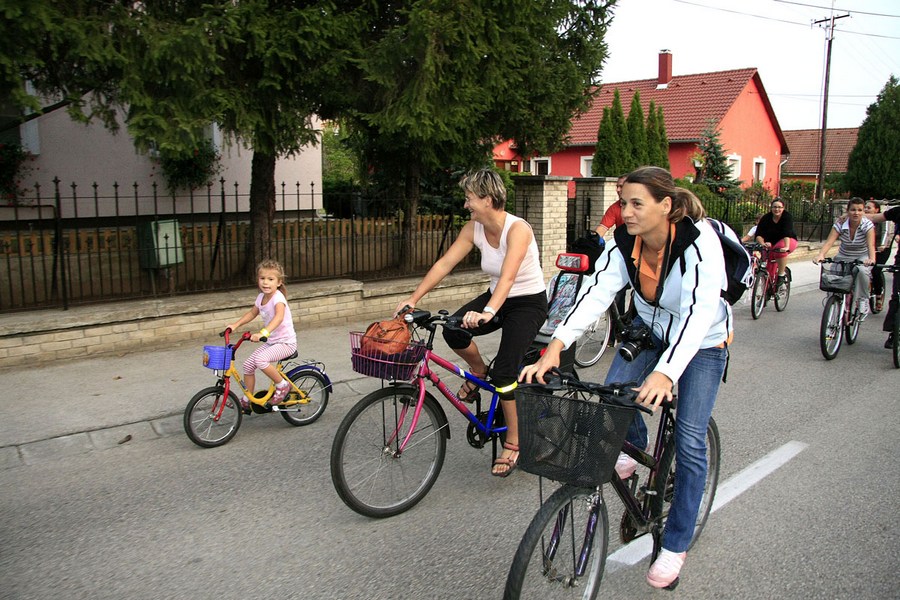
[605,326,726,553]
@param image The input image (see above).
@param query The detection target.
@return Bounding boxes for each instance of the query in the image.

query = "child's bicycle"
[184,329,331,448]
[504,373,720,599]
[330,309,517,518]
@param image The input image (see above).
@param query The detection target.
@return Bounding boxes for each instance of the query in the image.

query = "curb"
[0,375,373,469]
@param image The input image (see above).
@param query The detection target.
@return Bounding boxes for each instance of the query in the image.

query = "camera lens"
[618,341,641,362]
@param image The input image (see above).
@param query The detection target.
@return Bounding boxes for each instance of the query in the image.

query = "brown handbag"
[360,312,411,356]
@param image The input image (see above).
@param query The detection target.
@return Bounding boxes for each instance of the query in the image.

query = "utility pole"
[813,12,849,202]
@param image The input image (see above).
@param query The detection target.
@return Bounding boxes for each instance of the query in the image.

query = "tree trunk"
[248,151,277,278]
[400,161,421,273]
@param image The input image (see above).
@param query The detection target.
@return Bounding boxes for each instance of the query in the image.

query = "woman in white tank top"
[397,169,548,477]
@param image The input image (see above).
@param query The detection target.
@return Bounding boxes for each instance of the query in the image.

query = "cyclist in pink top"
[226,259,298,410]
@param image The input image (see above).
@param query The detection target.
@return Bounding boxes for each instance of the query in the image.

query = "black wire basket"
[516,388,636,488]
[819,262,855,294]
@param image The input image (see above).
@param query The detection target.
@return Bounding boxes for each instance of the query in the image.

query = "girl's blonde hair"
[257,259,288,296]
[624,166,706,222]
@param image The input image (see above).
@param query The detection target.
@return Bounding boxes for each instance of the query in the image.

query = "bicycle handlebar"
[519,369,655,414]
[220,329,265,347]
[818,257,866,265]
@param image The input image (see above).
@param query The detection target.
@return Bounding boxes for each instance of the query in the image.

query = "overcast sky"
[600,0,900,131]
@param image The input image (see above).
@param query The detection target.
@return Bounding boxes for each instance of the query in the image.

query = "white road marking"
[605,440,808,570]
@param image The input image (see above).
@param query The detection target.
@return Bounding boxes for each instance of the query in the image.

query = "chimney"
[658,49,672,88]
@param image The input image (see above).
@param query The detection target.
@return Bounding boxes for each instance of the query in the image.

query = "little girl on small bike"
[226,259,297,410]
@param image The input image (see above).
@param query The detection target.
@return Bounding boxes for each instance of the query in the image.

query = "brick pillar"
[513,176,570,280]
[573,177,620,241]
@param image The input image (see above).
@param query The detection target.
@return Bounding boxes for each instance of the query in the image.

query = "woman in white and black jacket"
[520,166,732,590]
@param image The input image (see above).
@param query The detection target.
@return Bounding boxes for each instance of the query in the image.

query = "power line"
[772,0,900,18]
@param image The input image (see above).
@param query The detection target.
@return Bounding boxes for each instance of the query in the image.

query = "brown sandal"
[492,442,519,478]
[457,371,487,403]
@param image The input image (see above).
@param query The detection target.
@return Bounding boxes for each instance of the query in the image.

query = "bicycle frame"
[392,348,507,454]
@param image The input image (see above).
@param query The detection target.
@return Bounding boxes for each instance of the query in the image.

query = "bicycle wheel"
[750,269,767,319]
[892,310,900,369]
[330,386,447,518]
[774,267,791,311]
[650,417,720,552]
[184,386,242,448]
[574,312,612,368]
[819,295,844,360]
[504,484,608,600]
[279,367,329,426]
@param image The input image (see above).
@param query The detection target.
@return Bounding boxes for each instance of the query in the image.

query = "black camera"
[618,324,656,362]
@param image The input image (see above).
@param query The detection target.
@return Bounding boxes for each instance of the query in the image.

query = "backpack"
[704,218,752,305]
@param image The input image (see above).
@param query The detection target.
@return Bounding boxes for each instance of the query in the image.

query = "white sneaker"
[614,452,638,479]
[859,298,870,321]
[647,549,686,589]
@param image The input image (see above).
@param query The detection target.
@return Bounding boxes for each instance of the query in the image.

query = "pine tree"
[626,91,648,168]
[609,89,630,176]
[592,107,616,176]
[697,122,742,201]
[646,100,662,166]
[656,105,670,169]
[845,75,900,198]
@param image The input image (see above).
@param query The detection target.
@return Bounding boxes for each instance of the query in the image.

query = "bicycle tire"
[279,367,329,426]
[750,268,767,320]
[330,386,447,518]
[845,293,860,345]
[184,386,242,448]
[574,312,612,368]
[504,484,608,600]
[820,295,843,360]
[650,417,720,553]
[774,267,790,312]
[892,310,900,369]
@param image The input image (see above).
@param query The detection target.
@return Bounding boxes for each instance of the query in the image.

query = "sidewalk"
[0,257,827,468]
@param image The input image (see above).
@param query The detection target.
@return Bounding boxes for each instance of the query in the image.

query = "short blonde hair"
[257,259,288,296]
[459,169,507,209]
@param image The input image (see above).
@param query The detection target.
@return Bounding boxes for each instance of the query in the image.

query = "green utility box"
[138,219,184,269]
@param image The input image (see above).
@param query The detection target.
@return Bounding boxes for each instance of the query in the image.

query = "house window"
[580,156,593,178]
[726,154,741,179]
[531,157,550,175]
[753,158,766,183]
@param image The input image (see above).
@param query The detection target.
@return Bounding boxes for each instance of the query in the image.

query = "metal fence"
[0,178,476,312]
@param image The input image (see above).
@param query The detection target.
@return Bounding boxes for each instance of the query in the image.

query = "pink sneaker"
[240,396,251,413]
[271,381,290,405]
[647,549,686,589]
[614,452,638,479]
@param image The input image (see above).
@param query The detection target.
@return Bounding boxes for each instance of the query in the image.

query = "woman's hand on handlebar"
[395,299,415,317]
[460,309,491,329]
[519,341,564,384]
[634,371,673,411]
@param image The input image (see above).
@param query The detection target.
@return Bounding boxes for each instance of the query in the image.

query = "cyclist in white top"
[396,169,547,477]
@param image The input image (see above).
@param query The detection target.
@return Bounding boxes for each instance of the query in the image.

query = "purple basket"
[202,345,231,370]
[349,332,426,380]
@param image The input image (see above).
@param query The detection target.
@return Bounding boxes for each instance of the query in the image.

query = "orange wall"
[718,79,782,193]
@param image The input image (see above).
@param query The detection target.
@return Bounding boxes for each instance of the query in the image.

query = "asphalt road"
[1,286,897,600]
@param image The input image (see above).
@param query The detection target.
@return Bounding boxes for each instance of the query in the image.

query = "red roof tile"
[781,128,858,175]
[568,67,774,145]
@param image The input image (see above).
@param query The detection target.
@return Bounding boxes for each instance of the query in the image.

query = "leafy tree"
[646,100,662,167]
[696,122,742,203]
[327,1,615,269]
[655,104,670,169]
[845,75,900,198]
[3,1,354,274]
[322,121,361,189]
[626,91,647,168]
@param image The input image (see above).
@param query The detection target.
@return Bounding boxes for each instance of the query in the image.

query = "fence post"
[573,177,619,241]
[512,176,569,281]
